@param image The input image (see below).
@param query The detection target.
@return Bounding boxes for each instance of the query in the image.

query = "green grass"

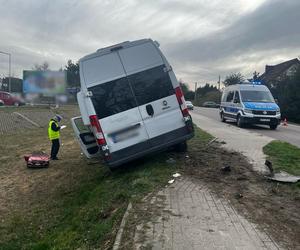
[263,141,300,191]
[0,121,211,250]
[0,156,180,250]
[263,141,300,176]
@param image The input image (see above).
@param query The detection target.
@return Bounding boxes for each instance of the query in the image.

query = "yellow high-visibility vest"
[48,120,60,140]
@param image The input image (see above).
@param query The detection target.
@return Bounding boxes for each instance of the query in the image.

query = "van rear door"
[81,52,151,154]
[118,42,186,140]
[71,116,101,158]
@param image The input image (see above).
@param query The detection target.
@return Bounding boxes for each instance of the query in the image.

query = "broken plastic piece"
[173,173,181,178]
[221,165,231,172]
[265,171,300,183]
[168,179,175,184]
[265,160,274,176]
[60,125,67,129]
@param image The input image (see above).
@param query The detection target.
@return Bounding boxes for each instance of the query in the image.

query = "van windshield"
[240,90,274,103]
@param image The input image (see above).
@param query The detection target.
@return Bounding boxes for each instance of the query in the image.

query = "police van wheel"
[220,112,226,122]
[237,115,244,128]
[270,124,277,130]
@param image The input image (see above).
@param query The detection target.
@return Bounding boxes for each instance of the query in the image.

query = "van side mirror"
[274,98,279,104]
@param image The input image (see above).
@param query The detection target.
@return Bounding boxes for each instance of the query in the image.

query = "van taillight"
[175,87,190,118]
[89,115,106,145]
[89,115,110,159]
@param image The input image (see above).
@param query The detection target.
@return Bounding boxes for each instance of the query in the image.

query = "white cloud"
[0,0,298,87]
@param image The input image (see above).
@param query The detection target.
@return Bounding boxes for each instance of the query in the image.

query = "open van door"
[71,116,101,158]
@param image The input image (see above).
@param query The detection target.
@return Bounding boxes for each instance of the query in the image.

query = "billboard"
[23,70,66,94]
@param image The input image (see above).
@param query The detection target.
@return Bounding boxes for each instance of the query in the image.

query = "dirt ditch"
[121,141,300,249]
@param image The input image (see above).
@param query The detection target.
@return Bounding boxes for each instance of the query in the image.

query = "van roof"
[225,84,269,91]
[80,38,155,62]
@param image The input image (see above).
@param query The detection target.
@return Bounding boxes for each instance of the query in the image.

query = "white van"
[220,83,281,129]
[71,39,194,168]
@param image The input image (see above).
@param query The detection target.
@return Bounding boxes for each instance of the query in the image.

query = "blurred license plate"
[112,130,139,143]
[260,118,270,122]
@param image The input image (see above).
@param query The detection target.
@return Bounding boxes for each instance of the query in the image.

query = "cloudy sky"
[0,0,299,88]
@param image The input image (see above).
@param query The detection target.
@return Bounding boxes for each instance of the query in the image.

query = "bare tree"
[224,73,245,86]
[33,61,50,71]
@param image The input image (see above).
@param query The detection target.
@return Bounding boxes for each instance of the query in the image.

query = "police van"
[220,83,281,129]
[71,39,194,168]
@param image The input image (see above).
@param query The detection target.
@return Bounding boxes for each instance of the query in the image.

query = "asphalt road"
[192,107,300,148]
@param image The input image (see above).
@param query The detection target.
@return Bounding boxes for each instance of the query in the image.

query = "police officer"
[48,115,62,160]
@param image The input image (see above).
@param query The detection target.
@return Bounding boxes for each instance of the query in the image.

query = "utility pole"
[218,75,222,102]
[0,51,12,92]
[194,82,198,102]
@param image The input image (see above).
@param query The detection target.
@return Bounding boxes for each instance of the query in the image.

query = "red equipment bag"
[24,152,50,168]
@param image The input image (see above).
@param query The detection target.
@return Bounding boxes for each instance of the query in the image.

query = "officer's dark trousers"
[51,139,60,159]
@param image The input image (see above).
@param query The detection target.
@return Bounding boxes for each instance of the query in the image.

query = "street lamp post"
[0,51,11,92]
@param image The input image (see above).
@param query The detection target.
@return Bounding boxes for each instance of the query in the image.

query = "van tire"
[236,115,244,128]
[270,124,277,130]
[220,112,226,122]
[174,141,187,152]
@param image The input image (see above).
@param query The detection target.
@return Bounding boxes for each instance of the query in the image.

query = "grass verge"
[263,141,300,176]
[0,115,210,249]
[263,141,300,189]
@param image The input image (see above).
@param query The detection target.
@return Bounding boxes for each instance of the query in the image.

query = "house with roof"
[259,58,300,87]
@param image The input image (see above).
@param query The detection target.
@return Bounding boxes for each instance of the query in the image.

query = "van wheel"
[270,124,277,130]
[220,112,226,122]
[237,115,244,128]
[174,141,187,152]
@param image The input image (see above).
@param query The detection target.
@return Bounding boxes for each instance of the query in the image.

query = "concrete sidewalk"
[191,112,274,173]
[132,177,281,250]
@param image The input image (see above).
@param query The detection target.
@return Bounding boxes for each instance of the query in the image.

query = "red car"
[0,91,25,106]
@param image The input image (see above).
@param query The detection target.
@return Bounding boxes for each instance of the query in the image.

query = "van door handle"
[146,104,154,116]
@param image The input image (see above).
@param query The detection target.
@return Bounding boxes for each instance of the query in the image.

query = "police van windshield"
[240,90,274,103]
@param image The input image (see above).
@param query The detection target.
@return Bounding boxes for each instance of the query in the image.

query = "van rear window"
[88,65,175,119]
[128,65,175,106]
[89,77,137,119]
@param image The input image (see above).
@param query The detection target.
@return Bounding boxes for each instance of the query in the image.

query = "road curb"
[112,202,132,250]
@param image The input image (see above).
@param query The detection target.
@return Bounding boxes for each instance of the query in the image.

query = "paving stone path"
[133,177,281,250]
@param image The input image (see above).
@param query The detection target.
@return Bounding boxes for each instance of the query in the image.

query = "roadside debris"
[221,165,231,173]
[265,160,300,183]
[166,158,176,164]
[265,160,274,176]
[206,137,218,147]
[24,152,50,168]
[168,179,175,184]
[234,193,243,199]
[173,173,181,178]
[266,171,300,183]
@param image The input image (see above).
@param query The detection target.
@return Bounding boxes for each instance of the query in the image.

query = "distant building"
[0,77,23,93]
[259,58,300,87]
